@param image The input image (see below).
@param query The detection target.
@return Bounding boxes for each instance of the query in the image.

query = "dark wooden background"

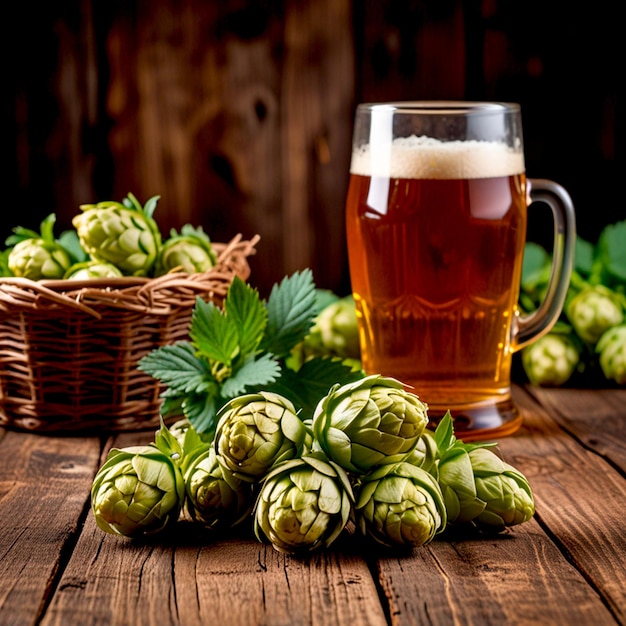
[4,0,623,295]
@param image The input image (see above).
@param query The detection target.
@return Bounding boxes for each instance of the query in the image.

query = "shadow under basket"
[0,234,258,434]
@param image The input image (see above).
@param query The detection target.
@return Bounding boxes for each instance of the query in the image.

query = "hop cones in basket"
[0,192,259,434]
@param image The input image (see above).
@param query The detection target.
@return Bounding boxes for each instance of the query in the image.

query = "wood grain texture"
[500,387,626,624]
[40,429,386,626]
[2,388,625,626]
[100,0,355,296]
[0,430,102,626]
[525,386,626,472]
[375,520,615,626]
[177,533,386,626]
[374,388,625,625]
[45,497,386,624]
[6,1,624,296]
[280,0,354,291]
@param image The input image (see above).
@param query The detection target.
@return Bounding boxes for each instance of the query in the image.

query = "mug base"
[427,398,523,442]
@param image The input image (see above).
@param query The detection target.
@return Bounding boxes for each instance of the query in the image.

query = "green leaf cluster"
[521,220,626,311]
[138,270,364,437]
[519,219,626,387]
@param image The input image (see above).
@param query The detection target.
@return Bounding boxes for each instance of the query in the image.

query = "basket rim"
[37,276,147,290]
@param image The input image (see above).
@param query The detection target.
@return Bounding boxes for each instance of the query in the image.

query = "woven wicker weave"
[0,234,258,433]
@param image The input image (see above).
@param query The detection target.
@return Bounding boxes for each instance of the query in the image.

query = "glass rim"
[356,101,521,115]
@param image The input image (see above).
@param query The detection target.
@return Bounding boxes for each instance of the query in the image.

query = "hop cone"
[184,447,254,531]
[522,332,580,386]
[155,224,217,276]
[8,239,73,280]
[312,375,429,474]
[596,324,626,384]
[64,260,123,280]
[73,193,162,276]
[566,284,624,344]
[296,295,361,361]
[7,214,73,280]
[253,452,354,554]
[168,418,195,447]
[355,461,446,548]
[437,446,535,532]
[91,444,185,538]
[167,417,212,457]
[214,392,312,482]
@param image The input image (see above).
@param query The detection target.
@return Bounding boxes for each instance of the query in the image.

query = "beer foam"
[350,135,525,179]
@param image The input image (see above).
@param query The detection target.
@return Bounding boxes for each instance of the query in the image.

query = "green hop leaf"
[261,269,318,358]
[594,220,626,286]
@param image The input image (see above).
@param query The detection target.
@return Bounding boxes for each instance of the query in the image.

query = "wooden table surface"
[1,384,625,626]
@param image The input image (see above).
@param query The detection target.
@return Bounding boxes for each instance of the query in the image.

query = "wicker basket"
[0,234,258,434]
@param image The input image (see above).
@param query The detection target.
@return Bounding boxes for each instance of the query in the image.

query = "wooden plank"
[497,387,626,624]
[0,429,102,626]
[102,0,286,296]
[41,428,387,625]
[374,386,624,625]
[8,389,626,625]
[354,2,467,103]
[101,0,357,296]
[525,386,626,473]
[43,505,386,626]
[281,0,355,292]
[176,530,386,626]
[5,0,101,235]
[374,519,616,626]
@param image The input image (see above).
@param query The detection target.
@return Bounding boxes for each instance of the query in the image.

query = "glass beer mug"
[345,102,576,440]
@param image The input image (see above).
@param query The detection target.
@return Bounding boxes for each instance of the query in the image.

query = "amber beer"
[346,137,528,429]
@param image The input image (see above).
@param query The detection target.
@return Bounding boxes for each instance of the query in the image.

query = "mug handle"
[514,178,577,351]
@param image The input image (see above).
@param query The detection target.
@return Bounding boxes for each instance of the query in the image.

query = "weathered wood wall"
[5,0,623,295]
